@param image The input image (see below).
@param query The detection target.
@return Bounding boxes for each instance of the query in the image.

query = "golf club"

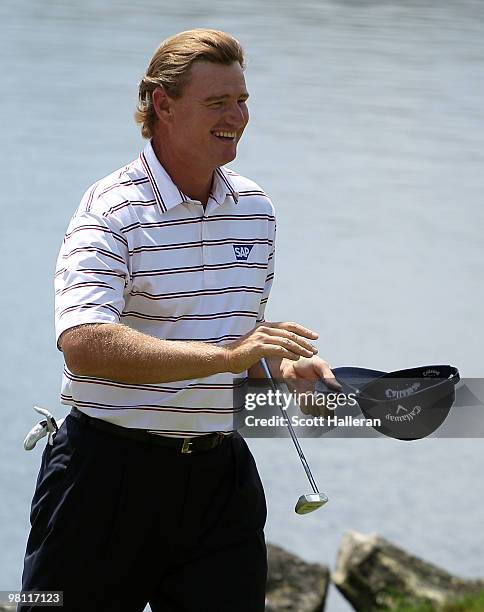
[260,357,328,514]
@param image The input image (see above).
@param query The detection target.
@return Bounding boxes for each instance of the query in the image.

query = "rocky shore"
[2,533,482,611]
[265,531,484,611]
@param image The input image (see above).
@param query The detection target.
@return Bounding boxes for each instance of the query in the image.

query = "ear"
[152,86,174,124]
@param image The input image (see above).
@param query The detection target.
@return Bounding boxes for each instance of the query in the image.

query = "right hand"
[224,322,319,374]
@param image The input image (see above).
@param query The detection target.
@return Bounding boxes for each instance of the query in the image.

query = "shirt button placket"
[202,203,217,286]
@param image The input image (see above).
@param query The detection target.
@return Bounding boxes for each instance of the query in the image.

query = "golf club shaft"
[260,358,320,495]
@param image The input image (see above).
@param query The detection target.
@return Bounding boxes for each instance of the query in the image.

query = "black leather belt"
[69,407,232,454]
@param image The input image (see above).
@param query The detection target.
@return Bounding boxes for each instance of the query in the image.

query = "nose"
[225,102,248,128]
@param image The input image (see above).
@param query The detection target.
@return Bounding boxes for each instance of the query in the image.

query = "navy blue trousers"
[20,414,267,611]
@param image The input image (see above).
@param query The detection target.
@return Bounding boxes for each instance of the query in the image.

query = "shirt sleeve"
[256,217,276,324]
[54,208,131,349]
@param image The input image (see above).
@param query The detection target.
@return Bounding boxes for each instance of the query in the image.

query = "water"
[1,1,483,610]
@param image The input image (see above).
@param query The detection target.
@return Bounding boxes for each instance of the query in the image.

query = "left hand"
[280,356,342,416]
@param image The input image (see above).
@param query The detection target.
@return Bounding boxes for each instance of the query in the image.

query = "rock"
[333,530,484,610]
[266,542,330,611]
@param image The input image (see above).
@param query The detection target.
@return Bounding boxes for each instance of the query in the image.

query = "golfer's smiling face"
[167,60,249,170]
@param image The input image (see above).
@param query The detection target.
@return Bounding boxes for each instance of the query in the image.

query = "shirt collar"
[139,140,239,215]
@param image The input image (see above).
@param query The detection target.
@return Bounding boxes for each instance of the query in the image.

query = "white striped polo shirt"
[55,140,276,436]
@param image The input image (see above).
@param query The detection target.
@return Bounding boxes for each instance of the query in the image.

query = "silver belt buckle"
[181,438,194,454]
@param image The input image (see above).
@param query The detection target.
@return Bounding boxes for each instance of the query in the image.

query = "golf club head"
[295,493,328,515]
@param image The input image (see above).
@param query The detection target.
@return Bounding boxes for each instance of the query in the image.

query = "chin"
[219,150,237,166]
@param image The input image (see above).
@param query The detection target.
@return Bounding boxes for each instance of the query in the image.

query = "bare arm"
[60,321,319,384]
[60,323,229,384]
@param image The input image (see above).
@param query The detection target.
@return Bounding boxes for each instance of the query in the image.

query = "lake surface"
[1,1,483,610]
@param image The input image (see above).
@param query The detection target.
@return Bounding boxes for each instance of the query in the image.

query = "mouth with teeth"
[211,130,237,141]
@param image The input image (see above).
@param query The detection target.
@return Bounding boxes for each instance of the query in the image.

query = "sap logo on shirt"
[233,244,254,261]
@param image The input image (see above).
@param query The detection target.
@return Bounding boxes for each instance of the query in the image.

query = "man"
[20,29,335,611]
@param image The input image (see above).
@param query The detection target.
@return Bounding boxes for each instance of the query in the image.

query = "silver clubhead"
[295,493,328,515]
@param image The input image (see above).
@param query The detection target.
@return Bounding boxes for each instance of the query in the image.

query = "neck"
[152,138,213,206]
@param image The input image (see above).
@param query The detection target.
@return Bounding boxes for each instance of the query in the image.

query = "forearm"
[61,323,229,384]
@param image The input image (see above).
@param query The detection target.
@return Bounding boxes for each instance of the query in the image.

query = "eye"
[209,101,224,108]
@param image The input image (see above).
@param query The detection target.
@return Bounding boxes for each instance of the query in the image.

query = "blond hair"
[135,29,245,139]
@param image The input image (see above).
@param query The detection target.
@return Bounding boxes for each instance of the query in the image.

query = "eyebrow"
[203,92,250,103]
